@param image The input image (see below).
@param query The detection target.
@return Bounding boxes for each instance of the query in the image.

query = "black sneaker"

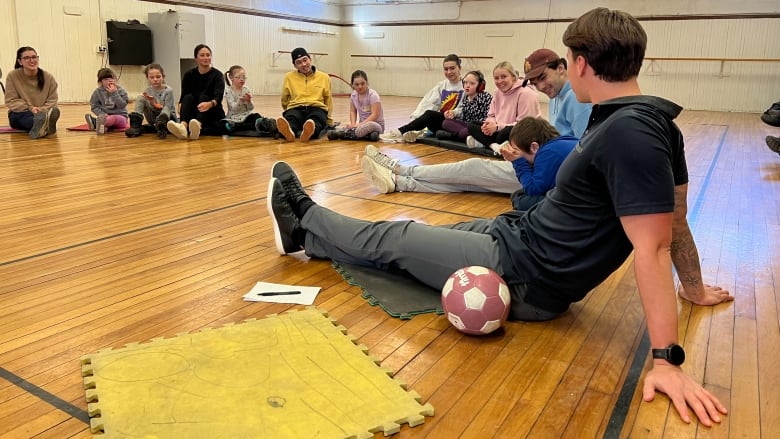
[766,136,780,154]
[256,117,277,133]
[327,130,343,141]
[435,129,455,140]
[155,113,170,139]
[271,161,309,207]
[267,177,303,255]
[46,107,60,135]
[761,110,780,127]
[125,113,145,137]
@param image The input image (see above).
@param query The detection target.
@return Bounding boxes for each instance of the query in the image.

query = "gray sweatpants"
[301,204,561,322]
[302,204,502,289]
[134,98,172,124]
[395,158,519,193]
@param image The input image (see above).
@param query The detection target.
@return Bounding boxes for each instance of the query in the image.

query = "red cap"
[522,48,560,86]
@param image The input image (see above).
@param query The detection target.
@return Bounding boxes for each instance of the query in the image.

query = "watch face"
[669,344,686,365]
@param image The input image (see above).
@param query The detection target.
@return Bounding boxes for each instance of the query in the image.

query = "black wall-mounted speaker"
[106,20,153,65]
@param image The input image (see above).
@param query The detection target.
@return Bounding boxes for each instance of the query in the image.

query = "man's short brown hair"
[562,7,646,82]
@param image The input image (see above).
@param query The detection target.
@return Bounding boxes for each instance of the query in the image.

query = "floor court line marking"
[603,124,729,437]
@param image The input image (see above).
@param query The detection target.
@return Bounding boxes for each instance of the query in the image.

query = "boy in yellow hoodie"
[276,47,333,143]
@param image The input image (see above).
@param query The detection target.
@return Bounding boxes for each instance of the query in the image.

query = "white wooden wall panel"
[3,0,779,111]
[0,0,19,106]
[209,12,342,97]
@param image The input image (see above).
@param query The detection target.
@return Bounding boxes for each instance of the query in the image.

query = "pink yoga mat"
[66,123,126,132]
[0,126,26,133]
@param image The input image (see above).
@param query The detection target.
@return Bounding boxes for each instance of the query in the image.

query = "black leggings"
[400,110,445,133]
[227,113,261,132]
[467,122,513,146]
[180,94,226,134]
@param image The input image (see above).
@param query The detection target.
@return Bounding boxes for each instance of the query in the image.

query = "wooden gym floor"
[0,96,778,438]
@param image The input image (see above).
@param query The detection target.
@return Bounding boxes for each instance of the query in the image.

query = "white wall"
[342,18,780,113]
[345,0,780,23]
[2,0,779,112]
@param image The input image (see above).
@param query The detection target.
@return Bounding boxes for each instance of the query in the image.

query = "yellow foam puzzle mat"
[81,307,434,438]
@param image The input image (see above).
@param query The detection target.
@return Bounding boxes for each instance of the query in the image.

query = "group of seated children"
[77,47,585,212]
[83,44,278,140]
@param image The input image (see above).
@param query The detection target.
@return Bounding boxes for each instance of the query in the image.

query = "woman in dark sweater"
[167,44,225,140]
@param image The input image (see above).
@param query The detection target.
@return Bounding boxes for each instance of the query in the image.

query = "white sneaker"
[167,121,188,139]
[402,129,424,143]
[378,129,403,143]
[489,141,507,155]
[364,145,399,171]
[466,136,485,149]
[188,119,201,140]
[361,155,396,194]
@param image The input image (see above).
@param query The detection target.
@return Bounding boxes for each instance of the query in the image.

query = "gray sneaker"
[46,107,60,135]
[96,114,107,135]
[29,111,48,139]
[361,155,396,194]
[364,145,399,171]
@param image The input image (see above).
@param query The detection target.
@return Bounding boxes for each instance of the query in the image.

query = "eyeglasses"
[233,75,247,80]
[21,55,39,61]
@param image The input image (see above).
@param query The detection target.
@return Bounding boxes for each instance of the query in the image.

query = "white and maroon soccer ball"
[441,266,511,335]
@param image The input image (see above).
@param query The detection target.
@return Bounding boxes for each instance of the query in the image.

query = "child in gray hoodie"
[85,67,129,134]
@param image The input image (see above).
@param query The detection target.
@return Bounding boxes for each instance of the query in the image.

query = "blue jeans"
[9,110,34,131]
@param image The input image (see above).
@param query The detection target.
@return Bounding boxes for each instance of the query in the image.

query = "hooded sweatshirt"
[485,80,541,130]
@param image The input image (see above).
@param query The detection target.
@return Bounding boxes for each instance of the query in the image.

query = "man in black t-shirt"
[267,8,733,427]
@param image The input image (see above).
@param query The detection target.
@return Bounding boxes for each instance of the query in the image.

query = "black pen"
[257,291,302,296]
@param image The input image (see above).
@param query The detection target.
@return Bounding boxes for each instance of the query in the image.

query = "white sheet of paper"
[242,281,321,305]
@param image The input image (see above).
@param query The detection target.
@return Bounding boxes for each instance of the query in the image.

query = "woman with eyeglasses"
[5,46,60,139]
[220,65,277,135]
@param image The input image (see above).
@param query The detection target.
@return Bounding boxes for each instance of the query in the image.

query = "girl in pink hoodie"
[466,61,541,151]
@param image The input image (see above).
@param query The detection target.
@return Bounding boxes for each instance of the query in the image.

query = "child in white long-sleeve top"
[222,65,277,135]
[85,68,129,134]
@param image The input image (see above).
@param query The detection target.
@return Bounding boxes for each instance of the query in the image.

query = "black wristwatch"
[652,344,685,366]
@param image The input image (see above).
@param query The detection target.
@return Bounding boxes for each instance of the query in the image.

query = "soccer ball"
[441,266,511,335]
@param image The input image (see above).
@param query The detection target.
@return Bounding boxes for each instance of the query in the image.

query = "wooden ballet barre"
[351,54,493,70]
[644,56,780,76]
[271,51,328,67]
[645,57,780,62]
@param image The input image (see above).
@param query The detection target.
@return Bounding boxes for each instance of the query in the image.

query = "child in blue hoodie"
[502,117,577,211]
